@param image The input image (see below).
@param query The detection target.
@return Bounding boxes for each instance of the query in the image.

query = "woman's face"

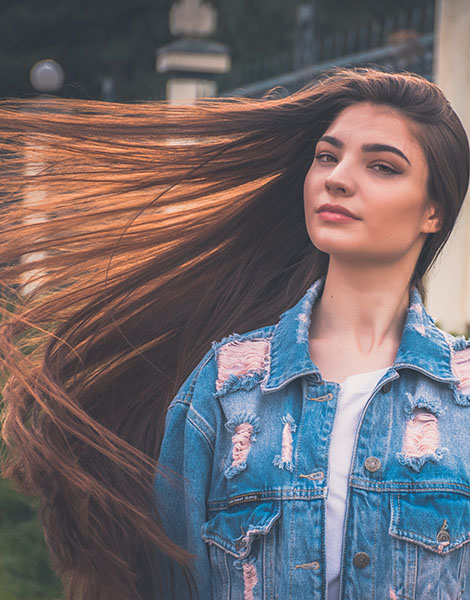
[303,102,441,268]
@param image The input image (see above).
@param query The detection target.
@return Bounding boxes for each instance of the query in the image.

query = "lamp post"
[156,0,231,104]
[21,60,65,295]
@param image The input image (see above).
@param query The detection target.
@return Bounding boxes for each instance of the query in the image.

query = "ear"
[422,201,442,234]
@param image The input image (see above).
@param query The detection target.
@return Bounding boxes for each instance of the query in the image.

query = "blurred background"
[3,0,435,102]
[1,0,469,598]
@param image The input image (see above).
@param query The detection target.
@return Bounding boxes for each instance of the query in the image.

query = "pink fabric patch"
[453,347,470,391]
[242,561,258,600]
[231,423,253,468]
[389,589,398,600]
[402,411,439,457]
[280,419,294,463]
[216,339,270,391]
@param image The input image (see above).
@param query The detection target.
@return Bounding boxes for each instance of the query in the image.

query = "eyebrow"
[318,135,411,165]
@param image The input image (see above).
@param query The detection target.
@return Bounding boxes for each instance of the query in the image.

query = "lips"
[316,203,360,219]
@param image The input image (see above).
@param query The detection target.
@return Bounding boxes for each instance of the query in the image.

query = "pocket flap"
[201,501,281,558]
[389,493,470,555]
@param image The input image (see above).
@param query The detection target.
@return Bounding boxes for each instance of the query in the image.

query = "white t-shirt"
[326,367,390,600]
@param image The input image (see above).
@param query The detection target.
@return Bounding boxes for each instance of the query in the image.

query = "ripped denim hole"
[241,559,258,600]
[403,392,444,417]
[224,413,260,479]
[452,346,470,396]
[273,413,296,471]
[396,408,448,472]
[215,338,270,397]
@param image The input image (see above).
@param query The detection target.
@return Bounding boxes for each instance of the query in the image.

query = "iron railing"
[219,1,435,98]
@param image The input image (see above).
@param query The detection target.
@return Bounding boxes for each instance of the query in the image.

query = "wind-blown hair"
[0,68,468,600]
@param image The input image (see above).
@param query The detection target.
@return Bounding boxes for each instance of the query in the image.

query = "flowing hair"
[0,68,468,599]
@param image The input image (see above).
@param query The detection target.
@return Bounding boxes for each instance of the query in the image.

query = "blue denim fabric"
[155,277,470,599]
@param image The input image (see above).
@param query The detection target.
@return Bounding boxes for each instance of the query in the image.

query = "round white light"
[30,59,65,93]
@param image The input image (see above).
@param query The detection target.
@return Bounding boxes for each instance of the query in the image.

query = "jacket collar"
[262,276,458,392]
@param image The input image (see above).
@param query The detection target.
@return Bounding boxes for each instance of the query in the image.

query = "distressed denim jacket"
[155,277,470,600]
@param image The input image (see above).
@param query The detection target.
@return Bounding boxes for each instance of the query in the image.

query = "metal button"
[353,551,370,568]
[437,530,451,543]
[364,456,381,472]
[381,382,392,394]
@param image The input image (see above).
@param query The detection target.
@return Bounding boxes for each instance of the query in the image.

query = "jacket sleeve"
[154,347,218,600]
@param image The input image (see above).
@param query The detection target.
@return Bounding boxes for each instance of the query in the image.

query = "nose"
[324,161,355,197]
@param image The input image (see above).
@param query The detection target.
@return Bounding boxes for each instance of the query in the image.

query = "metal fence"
[222,32,433,99]
[219,1,435,98]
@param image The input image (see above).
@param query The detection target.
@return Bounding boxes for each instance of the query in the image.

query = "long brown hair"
[0,68,468,600]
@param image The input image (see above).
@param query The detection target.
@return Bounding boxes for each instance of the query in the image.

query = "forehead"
[324,102,422,155]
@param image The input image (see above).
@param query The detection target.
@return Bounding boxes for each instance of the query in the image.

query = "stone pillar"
[425,0,470,334]
[156,0,230,104]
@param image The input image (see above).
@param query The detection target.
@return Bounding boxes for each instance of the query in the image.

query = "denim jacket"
[155,277,470,600]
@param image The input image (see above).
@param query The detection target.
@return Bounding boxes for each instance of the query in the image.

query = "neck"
[310,257,414,356]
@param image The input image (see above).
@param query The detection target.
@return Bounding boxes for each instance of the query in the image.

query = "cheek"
[368,195,429,244]
[303,165,319,208]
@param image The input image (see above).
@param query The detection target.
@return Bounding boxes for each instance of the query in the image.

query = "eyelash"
[314,152,400,175]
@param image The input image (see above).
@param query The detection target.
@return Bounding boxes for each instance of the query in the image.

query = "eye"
[371,163,400,175]
[314,152,337,163]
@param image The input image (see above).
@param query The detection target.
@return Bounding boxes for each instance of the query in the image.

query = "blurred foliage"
[0,475,63,599]
[1,0,431,101]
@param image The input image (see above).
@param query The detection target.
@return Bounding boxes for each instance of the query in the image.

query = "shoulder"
[164,326,275,453]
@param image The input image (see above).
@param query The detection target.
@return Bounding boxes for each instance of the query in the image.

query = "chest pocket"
[389,492,470,599]
[201,501,281,600]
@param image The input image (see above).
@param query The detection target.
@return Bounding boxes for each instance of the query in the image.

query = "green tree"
[0,476,63,599]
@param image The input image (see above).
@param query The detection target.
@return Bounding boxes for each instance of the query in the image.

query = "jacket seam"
[187,407,216,453]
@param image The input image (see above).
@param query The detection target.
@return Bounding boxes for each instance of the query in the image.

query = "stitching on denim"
[351,478,470,494]
[273,413,296,471]
[307,392,333,402]
[188,405,216,445]
[168,397,191,409]
[187,414,216,454]
[294,561,320,570]
[298,471,324,481]
[181,347,215,404]
[373,491,380,600]
[390,529,470,555]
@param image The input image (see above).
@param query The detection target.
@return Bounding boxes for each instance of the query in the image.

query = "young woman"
[0,68,469,600]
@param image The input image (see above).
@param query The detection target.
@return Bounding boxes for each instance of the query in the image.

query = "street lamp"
[29,59,64,94]
[21,59,65,294]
